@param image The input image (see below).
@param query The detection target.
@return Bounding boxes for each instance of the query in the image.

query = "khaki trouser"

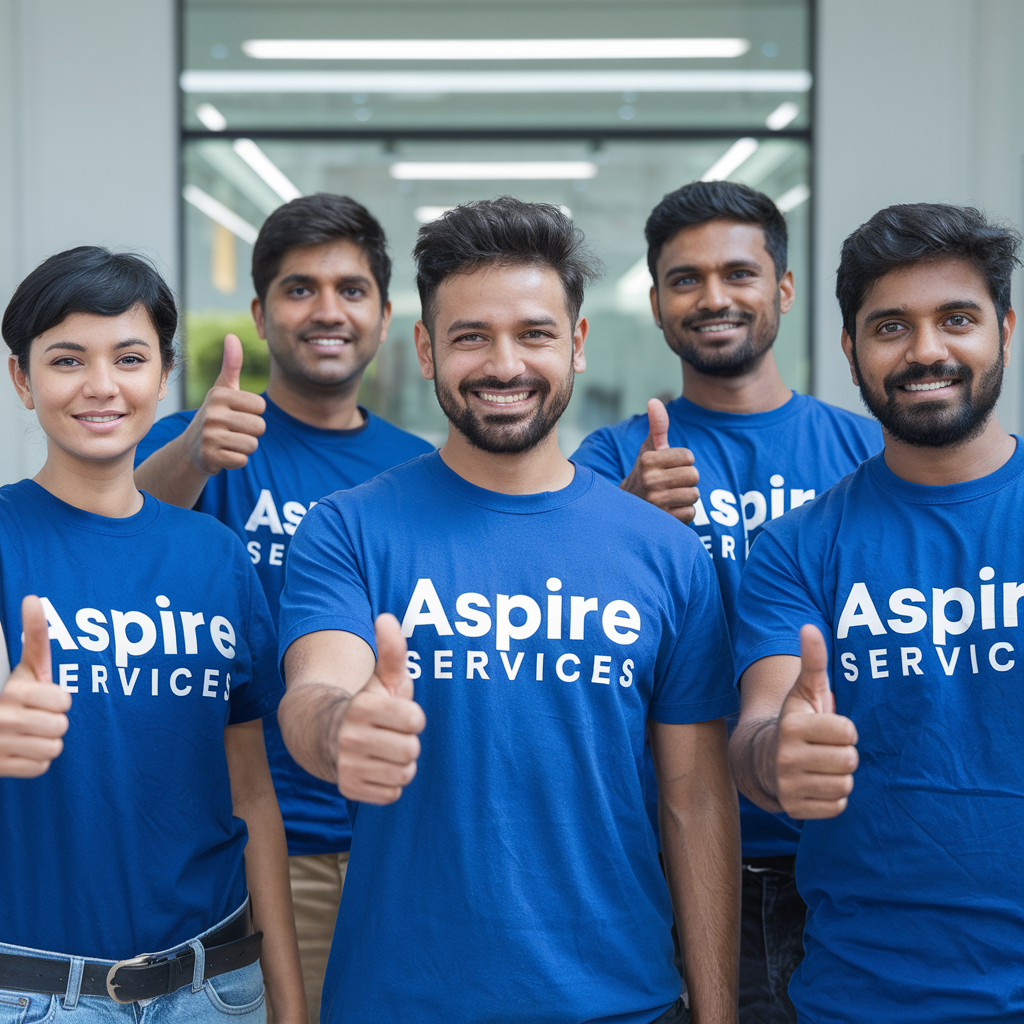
[289,851,349,1024]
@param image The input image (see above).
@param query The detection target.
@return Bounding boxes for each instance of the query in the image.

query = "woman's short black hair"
[413,196,601,331]
[252,193,391,307]
[2,246,178,372]
[645,180,789,283]
[836,203,1022,339]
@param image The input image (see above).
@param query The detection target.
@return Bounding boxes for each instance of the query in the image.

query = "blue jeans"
[739,858,804,1024]
[0,905,264,1024]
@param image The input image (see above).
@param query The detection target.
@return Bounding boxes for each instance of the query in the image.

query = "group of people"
[0,178,1019,1024]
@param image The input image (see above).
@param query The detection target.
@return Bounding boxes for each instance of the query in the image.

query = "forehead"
[34,304,158,346]
[857,258,994,321]
[656,219,771,273]
[274,238,375,283]
[433,263,570,326]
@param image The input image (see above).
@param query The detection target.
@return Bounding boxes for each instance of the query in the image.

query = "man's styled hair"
[252,193,391,306]
[645,180,789,283]
[413,197,600,331]
[837,203,1022,339]
[2,246,178,372]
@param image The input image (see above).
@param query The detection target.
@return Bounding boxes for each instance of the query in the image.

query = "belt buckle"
[105,953,162,1003]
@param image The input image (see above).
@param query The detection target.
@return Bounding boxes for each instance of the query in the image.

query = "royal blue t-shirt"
[137,396,432,855]
[0,480,282,959]
[278,452,737,1024]
[735,444,1024,1023]
[573,392,882,857]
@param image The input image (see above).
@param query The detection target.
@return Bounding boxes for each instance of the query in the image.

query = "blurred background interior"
[1,0,1023,473]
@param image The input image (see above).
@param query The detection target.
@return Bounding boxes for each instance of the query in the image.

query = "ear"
[840,328,859,385]
[1002,307,1015,367]
[8,355,34,410]
[251,297,267,341]
[649,285,661,329]
[778,270,796,315]
[377,300,392,347]
[572,317,588,373]
[158,365,170,403]
[413,321,435,381]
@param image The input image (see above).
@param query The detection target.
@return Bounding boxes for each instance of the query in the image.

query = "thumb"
[214,334,243,390]
[787,623,832,714]
[643,398,671,452]
[18,595,52,684]
[374,613,413,699]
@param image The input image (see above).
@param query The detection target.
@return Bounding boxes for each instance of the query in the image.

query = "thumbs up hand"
[0,596,71,778]
[775,625,859,819]
[185,334,268,477]
[620,399,701,524]
[334,614,426,805]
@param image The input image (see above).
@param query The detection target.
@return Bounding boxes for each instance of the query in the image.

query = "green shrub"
[184,311,270,408]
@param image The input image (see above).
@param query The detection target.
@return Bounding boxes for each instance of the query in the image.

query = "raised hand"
[620,398,701,523]
[335,614,426,805]
[185,334,267,477]
[775,624,858,819]
[0,596,71,778]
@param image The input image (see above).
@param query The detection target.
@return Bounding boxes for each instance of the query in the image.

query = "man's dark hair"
[413,197,601,331]
[645,180,789,283]
[2,246,178,372]
[252,193,391,306]
[837,203,1022,339]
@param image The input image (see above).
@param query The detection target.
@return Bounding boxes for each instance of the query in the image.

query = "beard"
[434,366,575,455]
[662,294,781,377]
[853,347,1004,448]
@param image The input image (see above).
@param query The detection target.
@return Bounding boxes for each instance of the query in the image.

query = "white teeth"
[79,415,120,422]
[696,323,740,333]
[307,338,348,346]
[905,381,955,391]
[479,391,530,404]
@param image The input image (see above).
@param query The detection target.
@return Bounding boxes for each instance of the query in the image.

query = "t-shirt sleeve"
[134,410,196,467]
[278,499,377,669]
[571,426,631,483]
[228,550,285,724]
[733,524,831,682]
[649,538,738,724]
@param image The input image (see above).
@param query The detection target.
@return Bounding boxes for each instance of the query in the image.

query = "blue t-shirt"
[279,452,737,1024]
[735,444,1024,1023]
[0,480,282,959]
[136,396,433,855]
[573,392,882,857]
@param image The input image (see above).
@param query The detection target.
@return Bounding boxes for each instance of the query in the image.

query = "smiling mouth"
[477,390,533,405]
[304,336,351,347]
[694,322,744,333]
[75,414,124,422]
[901,380,957,392]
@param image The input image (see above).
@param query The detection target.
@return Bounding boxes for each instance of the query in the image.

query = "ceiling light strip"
[183,184,260,245]
[390,161,597,180]
[232,139,302,201]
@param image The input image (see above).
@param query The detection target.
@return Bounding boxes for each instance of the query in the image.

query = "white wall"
[814,0,1024,430]
[0,0,180,485]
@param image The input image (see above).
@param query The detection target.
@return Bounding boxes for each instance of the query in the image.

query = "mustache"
[884,362,972,394]
[457,376,549,398]
[680,309,756,330]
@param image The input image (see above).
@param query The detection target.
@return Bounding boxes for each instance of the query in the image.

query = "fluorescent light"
[765,101,799,130]
[702,138,759,181]
[196,102,227,131]
[232,139,302,202]
[391,162,597,180]
[241,38,751,61]
[776,183,810,212]
[195,141,283,216]
[414,205,455,223]
[181,69,812,95]
[183,185,260,245]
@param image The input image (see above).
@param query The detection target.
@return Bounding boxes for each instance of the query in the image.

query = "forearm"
[134,431,209,507]
[278,682,350,784]
[660,767,740,1024]
[728,715,783,814]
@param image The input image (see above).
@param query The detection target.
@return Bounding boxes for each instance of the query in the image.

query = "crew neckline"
[667,391,803,428]
[422,449,594,514]
[866,435,1024,504]
[263,393,374,439]
[14,479,162,536]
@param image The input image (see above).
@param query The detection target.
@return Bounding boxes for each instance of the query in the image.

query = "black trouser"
[739,856,805,1024]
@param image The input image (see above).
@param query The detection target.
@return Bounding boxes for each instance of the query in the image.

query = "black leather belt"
[0,907,262,1004]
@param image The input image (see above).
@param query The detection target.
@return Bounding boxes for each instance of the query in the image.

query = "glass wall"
[181,0,812,448]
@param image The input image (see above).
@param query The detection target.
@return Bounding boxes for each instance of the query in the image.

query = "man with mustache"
[276,198,741,1024]
[573,181,880,1023]
[730,203,1024,1022]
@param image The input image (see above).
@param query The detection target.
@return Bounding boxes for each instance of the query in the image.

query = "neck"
[882,415,1016,485]
[34,447,143,518]
[266,364,366,431]
[439,427,575,494]
[680,350,792,413]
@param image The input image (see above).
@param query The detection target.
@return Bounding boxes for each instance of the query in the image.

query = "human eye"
[672,274,698,287]
[51,356,81,367]
[943,313,972,327]
[117,353,146,365]
[728,269,754,280]
[341,286,365,299]
[878,321,904,335]
[289,286,311,297]
[454,333,485,344]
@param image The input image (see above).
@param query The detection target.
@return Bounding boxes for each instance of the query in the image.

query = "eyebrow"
[446,316,559,335]
[277,273,373,289]
[42,338,151,353]
[662,259,763,278]
[863,299,984,325]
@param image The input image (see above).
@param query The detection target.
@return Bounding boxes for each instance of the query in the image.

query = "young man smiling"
[730,203,1024,1023]
[134,194,432,1024]
[573,182,881,1023]
[276,198,741,1024]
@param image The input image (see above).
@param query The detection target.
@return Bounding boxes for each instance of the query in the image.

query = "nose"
[905,322,950,367]
[82,361,118,400]
[310,288,349,325]
[696,273,730,313]
[484,335,528,382]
